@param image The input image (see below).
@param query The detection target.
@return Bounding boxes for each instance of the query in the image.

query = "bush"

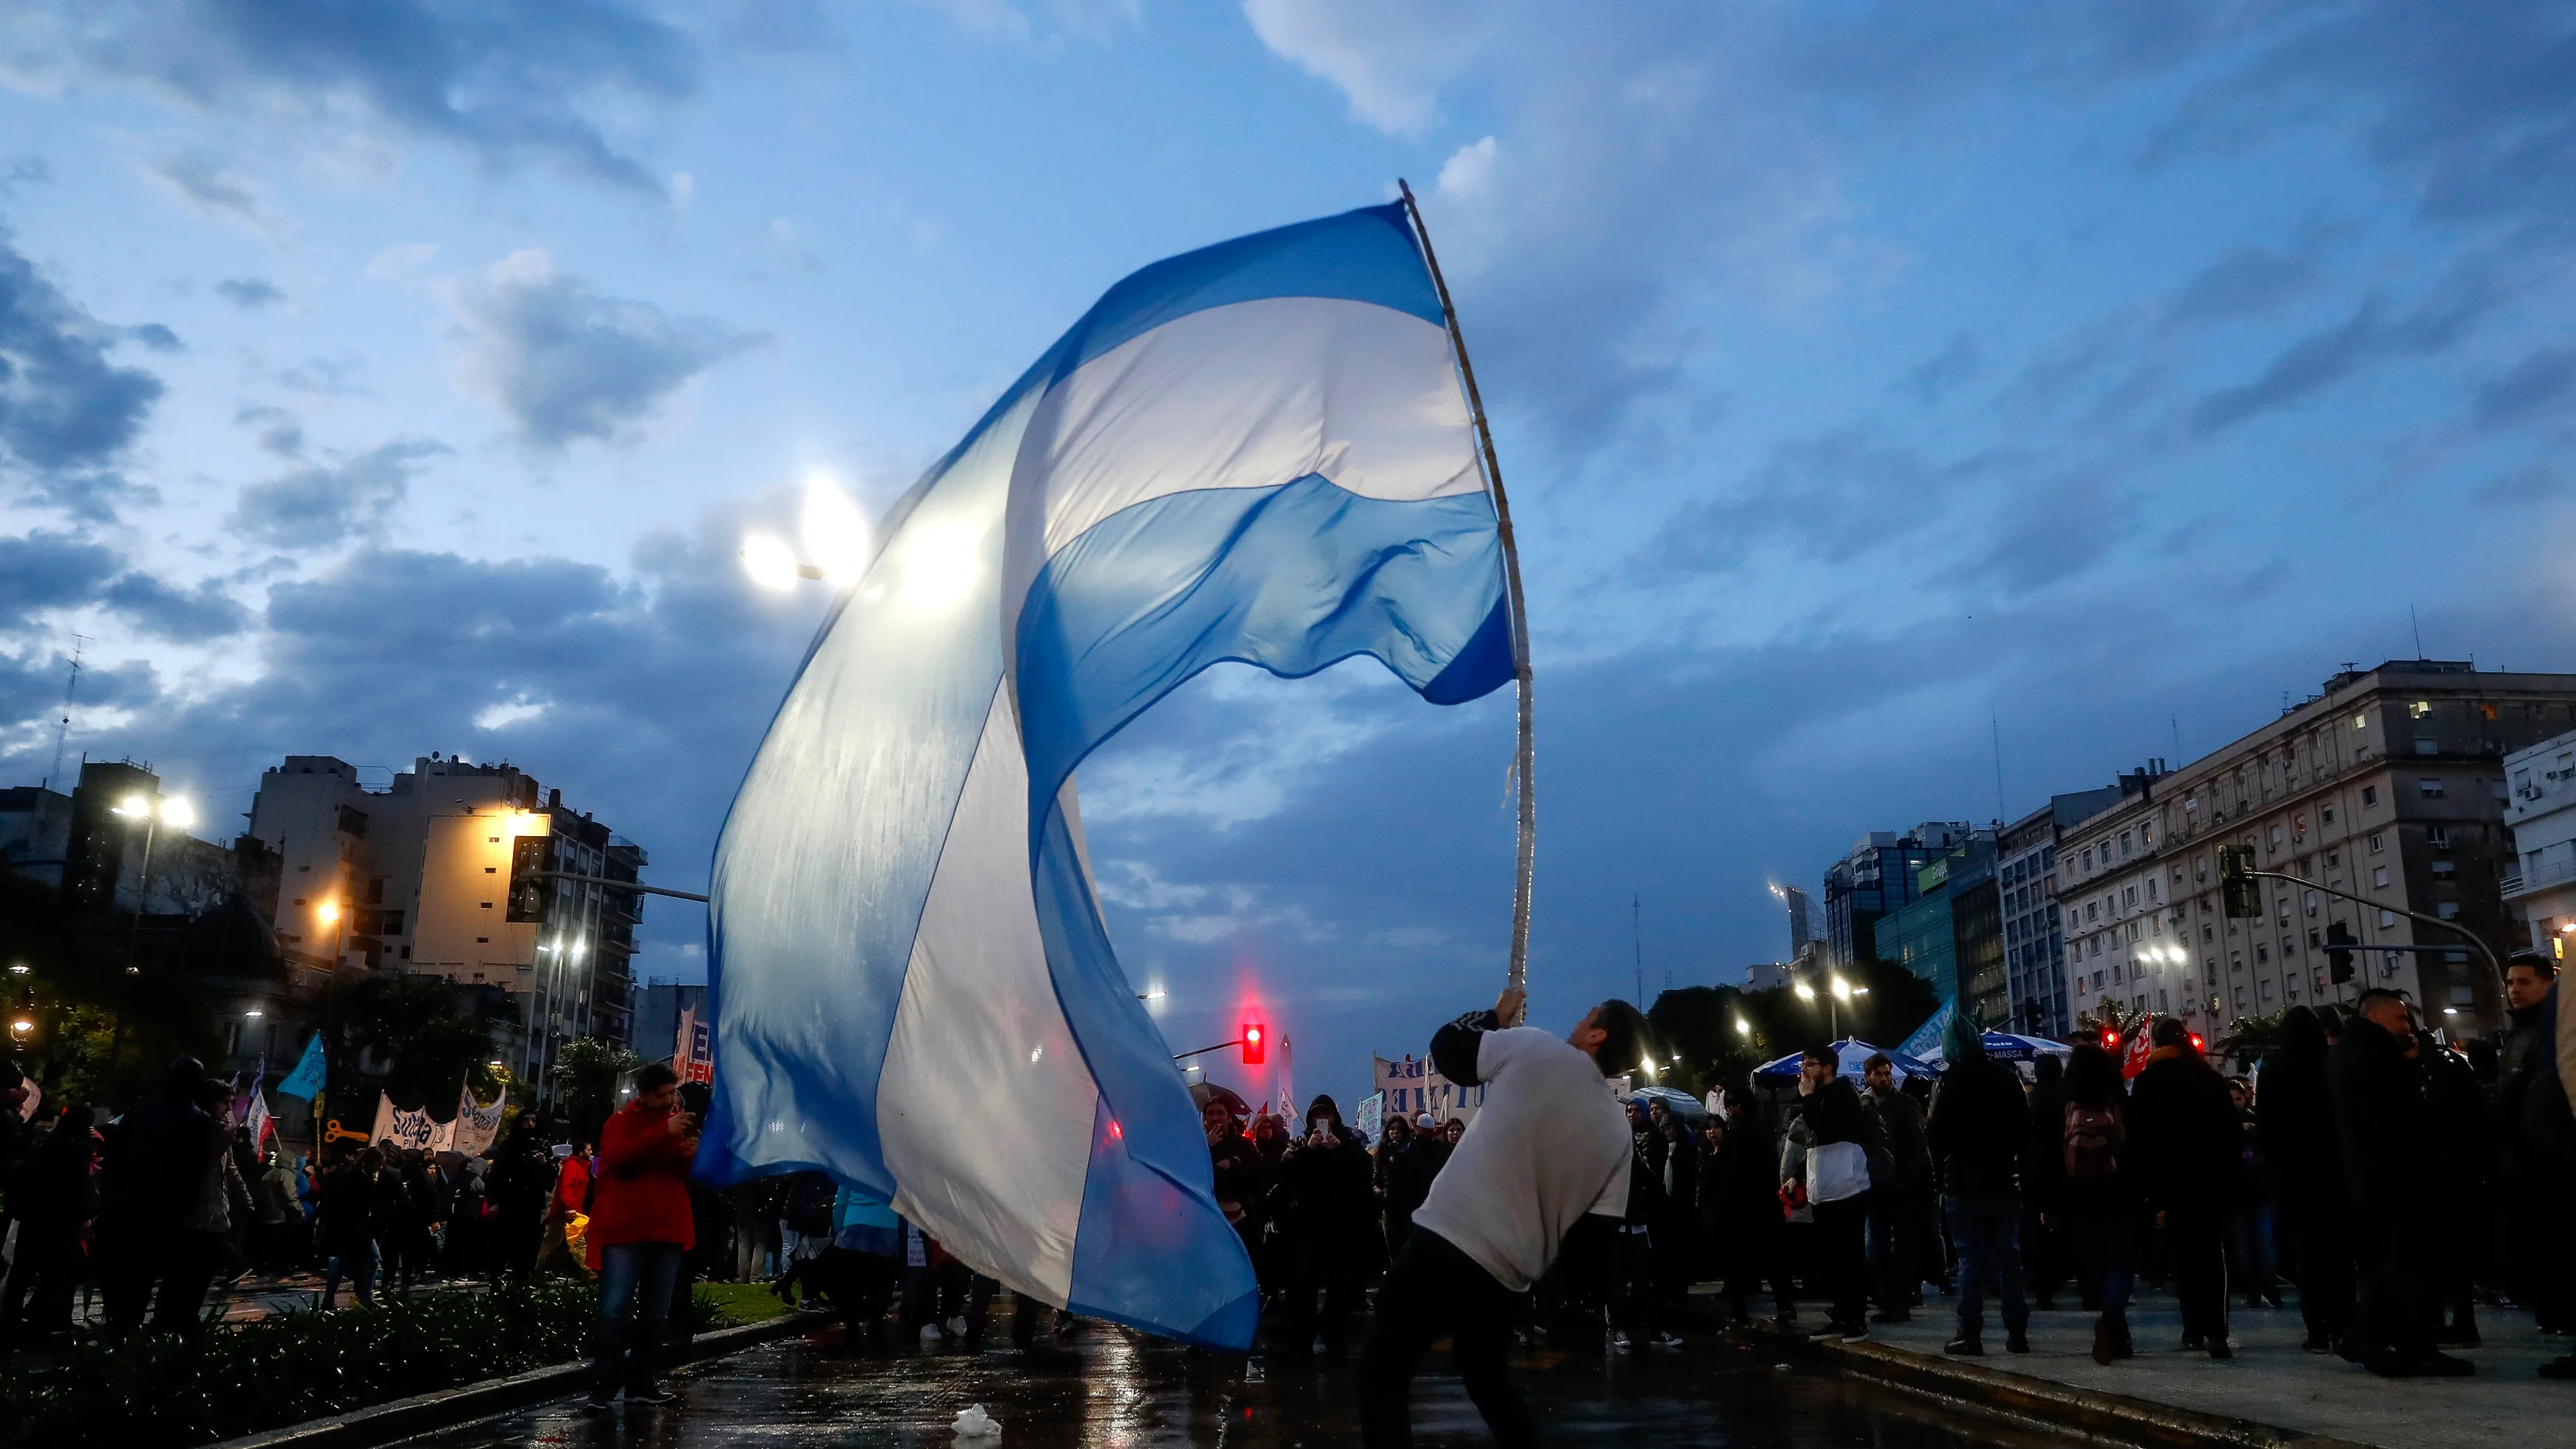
[1,1285,608,1449]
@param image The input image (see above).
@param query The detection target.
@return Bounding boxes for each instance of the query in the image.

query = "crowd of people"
[1,954,2569,1417]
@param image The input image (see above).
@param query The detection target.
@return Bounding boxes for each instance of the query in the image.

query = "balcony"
[2504,854,2576,901]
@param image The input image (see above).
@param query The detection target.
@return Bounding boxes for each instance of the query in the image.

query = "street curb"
[1812,1336,2377,1449]
[209,1311,818,1449]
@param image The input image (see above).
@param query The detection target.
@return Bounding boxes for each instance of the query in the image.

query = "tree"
[329,973,500,1112]
[1643,958,1947,1100]
[2212,1009,2290,1073]
[548,1036,644,1143]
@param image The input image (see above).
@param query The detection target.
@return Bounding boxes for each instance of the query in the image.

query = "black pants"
[2354,1200,2432,1362]
[1358,1228,1533,1449]
[2283,1205,2352,1345]
[2167,1203,2229,1345]
[1285,1233,1359,1352]
[1811,1193,1870,1329]
[2020,1195,2064,1305]
[1869,1187,1921,1311]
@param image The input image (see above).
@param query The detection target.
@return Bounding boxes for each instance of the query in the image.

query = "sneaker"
[1610,1329,1635,1352]
[1944,1338,1984,1356]
[2006,1331,2030,1354]
[2208,1339,2234,1361]
[946,1316,969,1338]
[1840,1324,1869,1343]
[1808,1321,1847,1340]
[1650,1331,1684,1348]
[628,1388,679,1406]
[920,1324,944,1346]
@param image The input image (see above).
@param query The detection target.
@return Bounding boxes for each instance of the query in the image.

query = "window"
[2438,901,2462,921]
[2373,866,2390,888]
[2432,860,2455,877]
[2304,890,2318,914]
[2419,778,2445,798]
[2380,909,2396,928]
[2123,886,2137,907]
[2230,953,2243,973]
[2195,853,2209,880]
[484,865,497,874]
[2326,850,2340,867]
[2087,901,2099,922]
[2120,830,2132,857]
[2257,943,2271,963]
[488,835,500,844]
[2269,825,2284,847]
[2260,979,2276,1000]
[2090,936,2102,957]
[2368,832,2385,854]
[2363,785,2379,807]
[2492,779,2511,801]
[2322,806,2335,824]
[2353,714,2366,730]
[2415,737,2438,756]
[2235,988,2248,1008]
[2204,924,2215,942]
[2129,921,2142,942]
[2411,700,2432,718]
[2147,878,2160,902]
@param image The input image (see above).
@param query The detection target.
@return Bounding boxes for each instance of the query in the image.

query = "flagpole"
[1396,180,1535,1012]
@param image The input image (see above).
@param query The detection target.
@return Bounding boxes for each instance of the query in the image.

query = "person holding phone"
[581,1063,701,1414]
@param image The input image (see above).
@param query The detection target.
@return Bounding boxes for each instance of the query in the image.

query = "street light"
[1733,1017,1752,1037]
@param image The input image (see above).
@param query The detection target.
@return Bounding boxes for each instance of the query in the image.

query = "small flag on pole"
[276,1032,327,1100]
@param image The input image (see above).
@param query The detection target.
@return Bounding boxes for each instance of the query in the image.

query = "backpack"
[2064,1102,2121,1183]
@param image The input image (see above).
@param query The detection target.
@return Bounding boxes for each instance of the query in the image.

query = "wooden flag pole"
[1396,180,1535,1013]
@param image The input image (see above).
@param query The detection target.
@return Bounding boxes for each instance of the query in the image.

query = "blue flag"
[275,1032,326,1100]
[701,202,1512,1350]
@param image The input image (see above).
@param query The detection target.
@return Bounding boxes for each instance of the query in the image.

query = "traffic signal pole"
[2230,861,2503,985]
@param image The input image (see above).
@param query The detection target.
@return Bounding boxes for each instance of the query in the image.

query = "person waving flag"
[701,199,1522,1349]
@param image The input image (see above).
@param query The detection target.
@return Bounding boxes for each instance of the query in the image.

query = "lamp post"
[106,793,194,1079]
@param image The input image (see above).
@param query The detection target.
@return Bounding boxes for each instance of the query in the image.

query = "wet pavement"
[409,1317,2085,1449]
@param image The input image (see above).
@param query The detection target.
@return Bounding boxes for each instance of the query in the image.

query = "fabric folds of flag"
[698,202,1514,1348]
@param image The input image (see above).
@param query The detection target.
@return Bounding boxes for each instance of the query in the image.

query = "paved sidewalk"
[1853,1288,2572,1449]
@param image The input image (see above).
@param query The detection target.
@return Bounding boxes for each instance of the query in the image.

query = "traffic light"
[2325,920,2357,983]
[2098,1026,2120,1052]
[2190,1032,2206,1053]
[2218,846,2261,918]
[1241,1021,1265,1066]
[505,836,553,924]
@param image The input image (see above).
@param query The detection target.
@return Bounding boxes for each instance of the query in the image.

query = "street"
[408,1317,2080,1449]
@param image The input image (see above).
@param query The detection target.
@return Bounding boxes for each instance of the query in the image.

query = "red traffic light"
[2099,1028,2119,1050]
[2190,1032,2206,1053]
[1241,1021,1266,1066]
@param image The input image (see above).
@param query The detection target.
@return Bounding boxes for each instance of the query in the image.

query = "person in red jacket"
[581,1063,698,1414]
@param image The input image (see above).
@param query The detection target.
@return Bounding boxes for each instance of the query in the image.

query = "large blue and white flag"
[700,202,1514,1349]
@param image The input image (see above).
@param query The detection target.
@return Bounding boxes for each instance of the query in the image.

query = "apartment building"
[2059,661,2576,1036]
[2503,728,2576,957]
[244,754,645,1085]
[1823,822,1978,969]
[1995,782,2125,1037]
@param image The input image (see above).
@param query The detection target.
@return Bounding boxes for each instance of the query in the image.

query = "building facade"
[2059,662,2575,1038]
[244,754,645,1089]
[1875,835,2003,1025]
[1997,784,2128,1038]
[1822,822,1977,968]
[2503,728,2576,958]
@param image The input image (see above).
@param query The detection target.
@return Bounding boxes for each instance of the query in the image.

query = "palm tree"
[548,1035,644,1143]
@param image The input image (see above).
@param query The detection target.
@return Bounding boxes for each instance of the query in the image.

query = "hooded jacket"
[2126,1042,2242,1211]
[2328,1013,2432,1207]
[1926,1045,2027,1197]
[2256,1008,2345,1216]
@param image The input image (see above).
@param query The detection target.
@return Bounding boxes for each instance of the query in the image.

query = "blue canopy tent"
[1752,1039,1938,1083]
[1626,1084,1708,1119]
[1910,1030,2074,1069]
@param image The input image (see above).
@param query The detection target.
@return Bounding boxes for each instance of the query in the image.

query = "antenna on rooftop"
[43,636,87,792]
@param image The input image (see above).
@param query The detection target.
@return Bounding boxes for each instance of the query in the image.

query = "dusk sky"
[4,2,2574,1103]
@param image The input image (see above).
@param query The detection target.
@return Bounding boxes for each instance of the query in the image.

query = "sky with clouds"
[4,1,2575,1102]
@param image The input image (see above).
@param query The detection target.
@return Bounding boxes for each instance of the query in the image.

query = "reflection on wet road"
[411,1322,2081,1448]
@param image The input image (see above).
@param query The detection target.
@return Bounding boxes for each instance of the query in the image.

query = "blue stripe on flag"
[1013,476,1510,826]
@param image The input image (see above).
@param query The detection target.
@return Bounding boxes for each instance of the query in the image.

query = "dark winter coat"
[1926,1049,2027,1197]
[2257,1011,2346,1218]
[2328,1014,2432,1208]
[2126,1046,2243,1211]
[1866,1085,1932,1191]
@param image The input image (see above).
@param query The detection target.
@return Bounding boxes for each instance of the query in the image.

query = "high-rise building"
[1822,822,1977,968]
[1874,832,2002,1024]
[2059,661,2576,1037]
[244,754,645,1088]
[1996,783,2126,1037]
[2502,729,2576,958]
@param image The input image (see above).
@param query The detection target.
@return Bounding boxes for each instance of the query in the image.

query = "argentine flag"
[699,202,1515,1348]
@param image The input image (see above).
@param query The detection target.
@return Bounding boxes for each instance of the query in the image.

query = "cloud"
[2165,241,2326,327]
[214,277,285,309]
[2189,254,2505,435]
[445,249,763,447]
[1436,136,1498,199]
[0,531,120,631]
[26,0,699,193]
[97,571,250,641]
[1897,333,1980,404]
[227,440,447,548]
[1243,0,1487,137]
[148,152,285,230]
[2474,347,2576,431]
[916,0,1141,47]
[0,229,166,517]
